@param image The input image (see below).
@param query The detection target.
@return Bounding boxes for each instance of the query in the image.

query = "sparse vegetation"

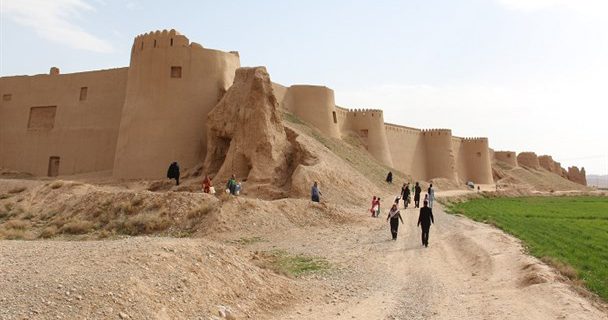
[39,225,58,238]
[230,236,266,246]
[50,181,64,189]
[119,213,171,235]
[187,203,214,219]
[447,196,608,300]
[60,221,94,234]
[255,250,330,277]
[8,186,27,194]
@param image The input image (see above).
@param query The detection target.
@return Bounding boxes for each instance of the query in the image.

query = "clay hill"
[1,65,606,320]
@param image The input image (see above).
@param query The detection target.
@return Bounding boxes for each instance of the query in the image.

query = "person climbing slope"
[370,196,378,217]
[386,171,393,184]
[311,181,322,203]
[386,203,404,240]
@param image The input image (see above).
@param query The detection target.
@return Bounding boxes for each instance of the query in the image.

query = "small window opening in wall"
[332,111,337,124]
[79,87,88,101]
[141,41,144,50]
[360,129,369,138]
[154,39,157,48]
[2,94,11,101]
[507,154,511,158]
[170,38,173,46]
[477,152,482,157]
[171,66,182,78]
[48,156,60,177]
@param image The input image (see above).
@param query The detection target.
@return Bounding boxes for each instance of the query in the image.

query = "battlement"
[384,123,421,134]
[460,137,488,143]
[421,128,452,136]
[132,29,190,51]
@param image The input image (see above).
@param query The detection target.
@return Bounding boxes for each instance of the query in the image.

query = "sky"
[1,0,607,175]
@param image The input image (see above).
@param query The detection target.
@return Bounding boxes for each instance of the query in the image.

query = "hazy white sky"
[1,0,607,174]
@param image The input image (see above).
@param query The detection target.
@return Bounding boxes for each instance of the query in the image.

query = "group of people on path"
[166,162,241,196]
[380,175,436,247]
[398,181,434,209]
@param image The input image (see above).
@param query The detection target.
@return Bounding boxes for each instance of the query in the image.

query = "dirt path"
[1,196,606,319]
[259,202,607,320]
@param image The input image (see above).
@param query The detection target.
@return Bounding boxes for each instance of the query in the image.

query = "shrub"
[50,181,64,189]
[60,221,94,234]
[3,219,29,230]
[8,186,26,194]
[0,228,26,240]
[187,204,214,219]
[120,214,171,235]
[40,226,58,238]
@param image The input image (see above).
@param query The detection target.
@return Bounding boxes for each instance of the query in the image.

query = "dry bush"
[541,256,578,280]
[60,221,94,234]
[50,181,64,189]
[114,201,137,216]
[0,228,27,240]
[3,219,29,230]
[187,203,214,219]
[119,214,171,235]
[39,226,58,238]
[8,186,26,194]
[130,196,144,207]
[4,202,14,212]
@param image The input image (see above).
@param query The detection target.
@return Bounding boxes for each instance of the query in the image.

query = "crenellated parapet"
[131,29,189,53]
[421,128,451,135]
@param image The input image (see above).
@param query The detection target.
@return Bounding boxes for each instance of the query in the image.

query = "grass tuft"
[254,250,330,278]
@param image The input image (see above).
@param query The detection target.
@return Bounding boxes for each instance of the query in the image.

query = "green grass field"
[447,196,608,300]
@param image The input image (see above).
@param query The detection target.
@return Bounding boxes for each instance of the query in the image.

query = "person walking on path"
[403,183,411,208]
[311,181,322,203]
[386,203,404,240]
[427,183,435,208]
[417,200,435,247]
[167,162,180,186]
[414,182,422,208]
[386,171,393,184]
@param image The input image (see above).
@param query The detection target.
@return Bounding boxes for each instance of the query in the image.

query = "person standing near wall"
[386,203,404,240]
[202,174,213,193]
[167,162,180,186]
[427,183,435,208]
[311,181,322,203]
[227,174,238,195]
[414,182,422,208]
[417,200,434,247]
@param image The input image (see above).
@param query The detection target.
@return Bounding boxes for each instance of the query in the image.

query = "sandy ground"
[1,190,606,319]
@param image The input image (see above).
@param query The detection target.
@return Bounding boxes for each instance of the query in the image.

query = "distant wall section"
[0,68,128,176]
[280,85,340,139]
[494,151,518,167]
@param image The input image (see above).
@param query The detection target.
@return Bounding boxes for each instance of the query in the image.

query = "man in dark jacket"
[417,200,434,247]
[414,182,422,208]
[167,162,180,186]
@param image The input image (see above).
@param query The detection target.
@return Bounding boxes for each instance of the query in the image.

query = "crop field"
[447,196,608,301]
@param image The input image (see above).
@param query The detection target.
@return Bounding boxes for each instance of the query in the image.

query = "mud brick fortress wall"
[0,30,586,186]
